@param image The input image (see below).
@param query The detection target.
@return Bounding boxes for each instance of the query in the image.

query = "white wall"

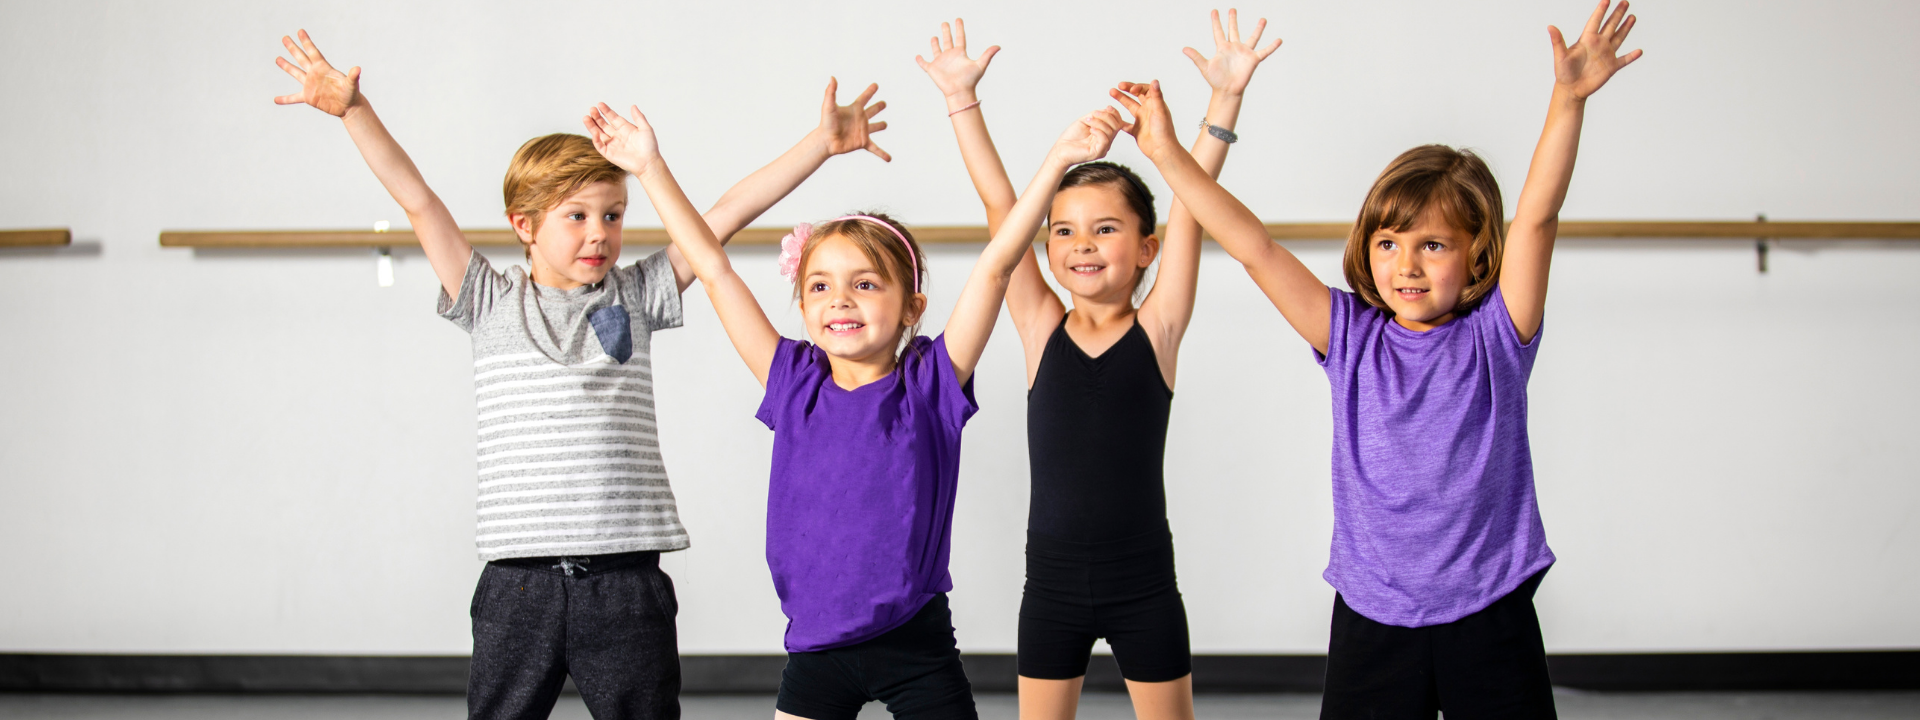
[1,0,1916,655]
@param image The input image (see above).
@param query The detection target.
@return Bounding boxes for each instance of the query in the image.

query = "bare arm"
[587,104,782,386]
[943,110,1126,384]
[1114,80,1332,355]
[915,19,1066,360]
[273,30,472,298]
[1505,0,1641,343]
[1138,10,1284,376]
[671,78,892,292]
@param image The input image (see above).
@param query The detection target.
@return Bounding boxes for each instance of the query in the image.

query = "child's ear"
[905,293,929,326]
[510,212,536,246]
[1139,233,1161,267]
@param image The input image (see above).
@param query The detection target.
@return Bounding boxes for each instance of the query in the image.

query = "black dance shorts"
[776,593,977,720]
[1017,526,1191,683]
[1320,567,1556,720]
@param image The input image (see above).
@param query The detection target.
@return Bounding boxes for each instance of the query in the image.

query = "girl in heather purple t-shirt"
[583,94,1130,720]
[1116,2,1644,716]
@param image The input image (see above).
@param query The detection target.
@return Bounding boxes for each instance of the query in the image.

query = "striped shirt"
[439,250,688,560]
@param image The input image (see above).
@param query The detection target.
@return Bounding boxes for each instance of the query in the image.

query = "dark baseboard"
[2,651,1915,694]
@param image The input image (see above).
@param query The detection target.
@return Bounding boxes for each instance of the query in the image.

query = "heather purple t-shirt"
[1316,284,1555,628]
[755,335,978,652]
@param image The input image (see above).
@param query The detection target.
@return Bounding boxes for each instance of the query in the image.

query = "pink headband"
[778,215,920,294]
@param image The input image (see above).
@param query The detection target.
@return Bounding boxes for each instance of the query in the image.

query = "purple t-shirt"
[755,335,978,652]
[1316,284,1555,628]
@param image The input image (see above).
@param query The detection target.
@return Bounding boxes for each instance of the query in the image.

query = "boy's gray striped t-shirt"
[438,249,688,561]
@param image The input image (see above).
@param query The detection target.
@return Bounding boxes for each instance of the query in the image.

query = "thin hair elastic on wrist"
[777,215,920,294]
[1198,117,1239,144]
[948,100,981,117]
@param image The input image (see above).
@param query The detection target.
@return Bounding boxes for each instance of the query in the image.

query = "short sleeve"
[1471,284,1541,370]
[1315,287,1357,372]
[617,249,684,332]
[437,250,510,333]
[911,335,980,431]
[755,338,815,431]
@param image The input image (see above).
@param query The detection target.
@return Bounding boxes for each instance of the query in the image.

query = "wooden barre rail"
[0,228,72,247]
[157,221,1920,248]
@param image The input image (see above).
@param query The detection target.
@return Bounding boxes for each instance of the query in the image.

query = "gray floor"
[4,691,1920,719]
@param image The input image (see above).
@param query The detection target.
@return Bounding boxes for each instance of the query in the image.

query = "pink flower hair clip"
[777,222,813,283]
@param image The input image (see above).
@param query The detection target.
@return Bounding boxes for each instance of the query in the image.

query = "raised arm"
[915,19,1069,354]
[273,30,472,298]
[943,109,1125,384]
[1137,9,1284,361]
[1505,0,1640,343]
[586,104,782,386]
[1114,80,1332,354]
[670,78,892,292]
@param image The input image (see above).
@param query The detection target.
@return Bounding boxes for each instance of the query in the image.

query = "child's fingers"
[1603,1,1630,37]
[1182,47,1207,74]
[1548,26,1567,56]
[928,37,941,58]
[296,30,327,66]
[1210,9,1226,48]
[1108,87,1143,116]
[1247,18,1267,48]
[1227,9,1240,44]
[1258,37,1284,61]
[275,56,306,81]
[868,120,888,133]
[346,66,361,86]
[954,17,967,49]
[280,36,308,66]
[272,93,303,105]
[1581,0,1609,37]
[940,22,954,51]
[627,105,651,130]
[597,102,637,131]
[978,45,1000,70]
[821,77,838,114]
[865,140,892,162]
[914,55,930,71]
[1612,15,1637,47]
[864,100,886,119]
[1617,47,1643,68]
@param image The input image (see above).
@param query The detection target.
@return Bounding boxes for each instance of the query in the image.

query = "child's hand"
[914,18,1000,104]
[816,78,892,162]
[583,103,662,178]
[272,30,361,116]
[1550,0,1642,99]
[1109,81,1181,159]
[1047,108,1125,167]
[1182,9,1282,98]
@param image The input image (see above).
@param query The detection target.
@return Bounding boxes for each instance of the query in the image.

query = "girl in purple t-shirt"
[582,96,1127,720]
[1115,1,1643,716]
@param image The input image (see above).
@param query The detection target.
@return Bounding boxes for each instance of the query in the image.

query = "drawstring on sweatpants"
[553,557,592,576]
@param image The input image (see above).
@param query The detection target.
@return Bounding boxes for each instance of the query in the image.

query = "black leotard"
[1025,315,1172,543]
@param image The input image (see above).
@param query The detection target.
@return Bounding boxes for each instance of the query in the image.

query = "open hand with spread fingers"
[272,29,361,116]
[1551,0,1642,99]
[817,78,892,162]
[915,18,1000,104]
[1048,108,1126,168]
[1109,81,1182,160]
[583,103,663,179]
[1183,9,1283,97]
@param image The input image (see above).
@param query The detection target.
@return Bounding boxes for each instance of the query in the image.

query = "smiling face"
[514,180,626,290]
[1046,185,1159,304]
[1368,208,1477,331]
[798,233,926,367]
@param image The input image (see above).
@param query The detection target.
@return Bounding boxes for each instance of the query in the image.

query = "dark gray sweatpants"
[469,551,680,720]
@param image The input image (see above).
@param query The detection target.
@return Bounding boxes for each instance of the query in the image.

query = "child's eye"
[1424,241,1445,252]
[1096,225,1115,235]
[809,282,827,293]
[1054,227,1072,237]
[1377,239,1396,250]
[604,213,620,222]
[855,280,878,291]
[567,212,586,221]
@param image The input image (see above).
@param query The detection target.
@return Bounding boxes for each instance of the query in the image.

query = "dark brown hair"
[1052,161,1159,294]
[1343,145,1505,315]
[791,211,928,348]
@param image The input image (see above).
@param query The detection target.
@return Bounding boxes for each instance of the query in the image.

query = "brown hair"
[791,212,928,350]
[1343,145,1505,316]
[1053,161,1159,297]
[502,133,627,258]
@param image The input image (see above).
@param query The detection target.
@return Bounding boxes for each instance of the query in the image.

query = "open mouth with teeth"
[826,321,866,335]
[1394,287,1429,300]
[1068,263,1107,275]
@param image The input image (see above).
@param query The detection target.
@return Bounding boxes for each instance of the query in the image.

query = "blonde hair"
[791,212,927,351]
[1343,145,1505,316]
[502,134,626,258]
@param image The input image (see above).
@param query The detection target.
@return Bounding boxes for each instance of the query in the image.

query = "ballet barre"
[0,228,72,247]
[157,220,1920,248]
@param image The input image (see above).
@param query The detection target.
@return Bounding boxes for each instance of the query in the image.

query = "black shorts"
[1320,567,1556,720]
[1017,528,1191,683]
[775,593,976,720]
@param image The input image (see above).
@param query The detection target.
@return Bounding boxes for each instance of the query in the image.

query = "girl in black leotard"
[915,12,1281,720]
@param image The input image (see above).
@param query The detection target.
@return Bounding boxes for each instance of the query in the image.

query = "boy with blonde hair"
[272,29,892,720]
